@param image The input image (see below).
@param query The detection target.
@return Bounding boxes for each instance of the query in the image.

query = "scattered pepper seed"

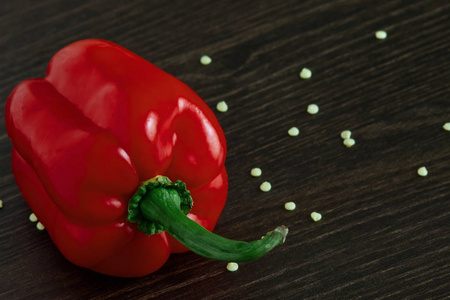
[29,213,38,222]
[288,127,300,136]
[227,262,239,272]
[375,30,387,40]
[310,212,322,222]
[260,181,272,192]
[443,122,450,131]
[0,200,3,208]
[307,104,319,115]
[36,222,45,230]
[216,101,228,112]
[251,168,262,177]
[299,68,312,79]
[200,55,212,65]
[417,166,428,177]
[340,130,352,139]
[284,202,296,211]
[343,138,356,148]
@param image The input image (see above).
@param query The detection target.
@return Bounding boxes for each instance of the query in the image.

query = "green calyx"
[127,175,288,262]
[127,176,193,235]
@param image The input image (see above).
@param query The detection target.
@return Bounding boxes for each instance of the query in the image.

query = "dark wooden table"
[1,1,449,299]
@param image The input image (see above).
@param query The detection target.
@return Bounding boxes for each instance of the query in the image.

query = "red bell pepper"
[5,39,287,277]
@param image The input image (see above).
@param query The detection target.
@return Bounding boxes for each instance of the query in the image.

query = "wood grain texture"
[0,0,449,299]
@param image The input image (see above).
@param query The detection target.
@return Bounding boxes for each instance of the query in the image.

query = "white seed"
[29,213,38,222]
[375,30,387,40]
[343,138,356,147]
[443,122,450,131]
[200,55,212,65]
[216,101,228,112]
[307,104,319,115]
[340,130,352,139]
[417,166,428,177]
[0,200,3,208]
[226,262,239,272]
[299,68,312,79]
[251,168,262,177]
[260,181,272,192]
[311,212,322,222]
[284,202,296,211]
[288,127,300,136]
[36,222,45,230]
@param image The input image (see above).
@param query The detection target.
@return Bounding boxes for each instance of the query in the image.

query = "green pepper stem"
[127,176,288,262]
[130,176,288,262]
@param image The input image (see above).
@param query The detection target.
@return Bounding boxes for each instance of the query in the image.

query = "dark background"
[0,1,449,299]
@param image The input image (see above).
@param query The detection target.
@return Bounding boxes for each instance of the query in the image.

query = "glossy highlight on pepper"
[5,39,287,277]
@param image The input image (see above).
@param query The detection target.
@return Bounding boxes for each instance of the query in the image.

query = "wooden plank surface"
[0,0,449,299]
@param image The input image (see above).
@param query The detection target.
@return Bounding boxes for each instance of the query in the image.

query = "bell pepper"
[5,39,287,277]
